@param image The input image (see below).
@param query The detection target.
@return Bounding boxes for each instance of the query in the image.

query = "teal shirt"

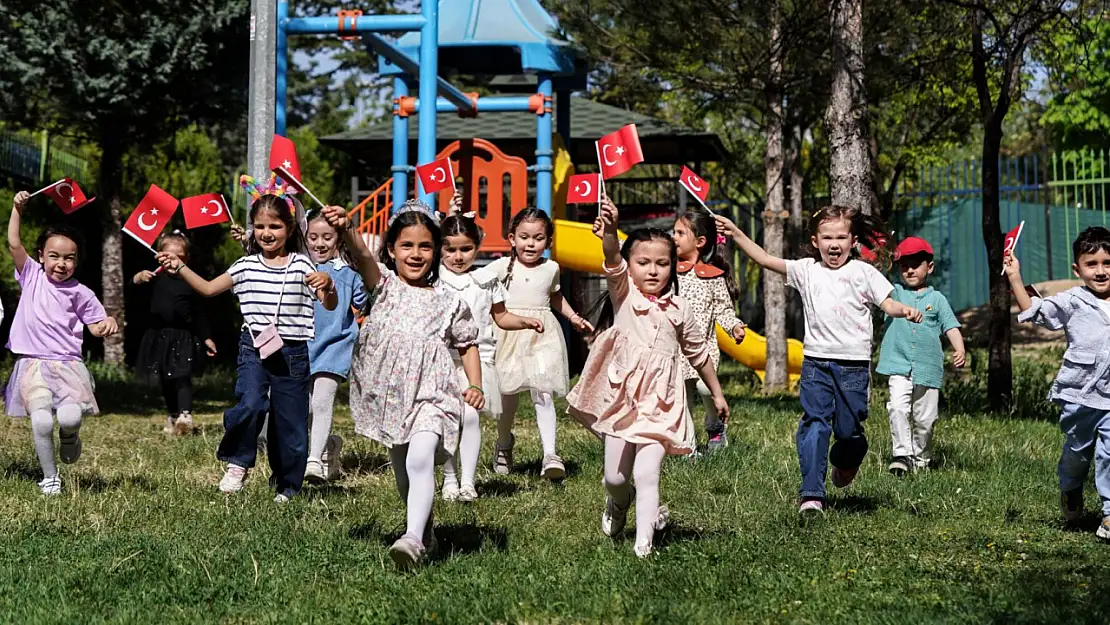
[876,284,960,389]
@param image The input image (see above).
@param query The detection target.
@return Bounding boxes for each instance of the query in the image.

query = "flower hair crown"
[239,174,297,214]
[389,199,441,227]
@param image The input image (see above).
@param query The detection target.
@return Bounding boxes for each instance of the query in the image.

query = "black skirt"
[135,328,204,381]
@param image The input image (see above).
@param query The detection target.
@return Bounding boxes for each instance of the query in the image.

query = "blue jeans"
[217,330,310,495]
[1057,402,1110,516]
[797,358,870,500]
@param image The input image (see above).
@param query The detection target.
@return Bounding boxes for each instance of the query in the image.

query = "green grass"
[0,363,1108,624]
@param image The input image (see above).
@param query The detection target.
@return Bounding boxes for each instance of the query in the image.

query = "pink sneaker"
[799,499,825,515]
[831,465,858,488]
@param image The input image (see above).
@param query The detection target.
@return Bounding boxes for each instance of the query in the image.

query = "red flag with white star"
[596,124,644,179]
[566,174,601,204]
[415,157,456,195]
[181,193,231,229]
[679,166,709,206]
[38,178,95,214]
[123,185,178,249]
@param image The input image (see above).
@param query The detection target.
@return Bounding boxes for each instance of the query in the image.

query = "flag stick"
[29,179,65,198]
[595,140,606,213]
[1001,220,1025,276]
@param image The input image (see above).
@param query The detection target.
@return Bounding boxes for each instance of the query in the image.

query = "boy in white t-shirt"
[717,207,922,514]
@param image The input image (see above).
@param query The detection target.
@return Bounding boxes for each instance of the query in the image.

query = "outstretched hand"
[463,387,485,410]
[1003,252,1021,278]
[12,191,30,214]
[229,223,247,243]
[592,196,619,239]
[523,316,544,333]
[448,190,464,215]
[714,214,740,238]
[569,314,594,334]
[902,305,923,323]
[713,394,730,424]
[322,205,350,231]
[156,252,185,273]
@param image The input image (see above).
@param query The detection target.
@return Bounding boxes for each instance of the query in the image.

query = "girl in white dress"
[489,209,594,480]
[437,196,544,501]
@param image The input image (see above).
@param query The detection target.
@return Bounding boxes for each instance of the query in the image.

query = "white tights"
[389,431,440,544]
[497,390,557,456]
[603,436,666,550]
[30,404,82,478]
[307,373,341,460]
[443,404,481,488]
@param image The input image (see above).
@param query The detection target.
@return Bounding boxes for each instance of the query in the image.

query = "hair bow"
[461,211,477,219]
[716,233,727,246]
[388,199,441,227]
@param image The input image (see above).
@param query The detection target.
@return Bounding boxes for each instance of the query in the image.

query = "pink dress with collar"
[567,259,711,455]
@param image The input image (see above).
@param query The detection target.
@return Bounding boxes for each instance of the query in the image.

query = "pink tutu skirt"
[5,358,98,417]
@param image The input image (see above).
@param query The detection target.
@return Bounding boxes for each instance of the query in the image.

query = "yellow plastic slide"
[552,219,804,381]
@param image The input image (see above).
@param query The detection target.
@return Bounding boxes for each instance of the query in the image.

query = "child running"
[569,197,729,557]
[489,209,593,479]
[323,200,484,570]
[438,196,544,502]
[1008,227,1110,539]
[876,236,966,475]
[302,209,367,483]
[6,191,118,495]
[133,231,217,436]
[717,206,921,515]
[672,207,746,451]
[157,175,337,502]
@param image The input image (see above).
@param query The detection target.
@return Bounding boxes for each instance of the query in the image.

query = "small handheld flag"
[1002,221,1025,275]
[596,124,644,179]
[182,193,231,229]
[34,178,95,214]
[678,166,709,207]
[566,174,601,204]
[123,185,179,250]
[269,135,326,209]
[415,157,456,195]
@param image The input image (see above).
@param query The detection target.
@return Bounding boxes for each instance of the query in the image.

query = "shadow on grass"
[3,458,41,481]
[514,457,581,480]
[347,520,510,559]
[477,478,521,498]
[76,473,157,494]
[91,365,237,416]
[340,450,391,476]
[653,523,721,550]
[826,493,887,515]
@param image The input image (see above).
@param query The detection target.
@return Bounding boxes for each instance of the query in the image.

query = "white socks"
[498,390,557,456]
[603,436,666,550]
[307,373,341,460]
[390,431,440,542]
[30,404,82,478]
[444,404,481,488]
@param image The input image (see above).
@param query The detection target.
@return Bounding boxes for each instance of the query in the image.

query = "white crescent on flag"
[431,167,446,183]
[206,199,224,217]
[137,210,158,231]
[55,182,73,199]
[575,179,592,197]
[685,175,704,193]
[601,144,618,167]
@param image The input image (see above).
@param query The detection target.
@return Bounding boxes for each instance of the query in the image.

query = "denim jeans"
[217,330,310,495]
[797,358,870,500]
[1057,402,1110,517]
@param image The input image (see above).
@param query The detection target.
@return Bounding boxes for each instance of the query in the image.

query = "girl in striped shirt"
[157,175,338,502]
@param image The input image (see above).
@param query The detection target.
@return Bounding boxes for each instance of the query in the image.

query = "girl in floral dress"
[322,201,484,571]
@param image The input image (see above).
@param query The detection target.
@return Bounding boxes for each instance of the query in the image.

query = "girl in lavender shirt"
[6,191,119,496]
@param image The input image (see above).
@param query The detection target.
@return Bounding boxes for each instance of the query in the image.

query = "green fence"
[0,130,90,185]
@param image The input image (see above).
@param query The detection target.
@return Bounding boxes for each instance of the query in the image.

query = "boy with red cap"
[877,236,966,475]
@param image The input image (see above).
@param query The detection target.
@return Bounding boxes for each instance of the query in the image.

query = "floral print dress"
[350,269,478,451]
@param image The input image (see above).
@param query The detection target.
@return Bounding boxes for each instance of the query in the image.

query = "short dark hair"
[35,224,85,265]
[1073,227,1110,262]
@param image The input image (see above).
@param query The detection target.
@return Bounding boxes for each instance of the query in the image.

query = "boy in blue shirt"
[1009,226,1110,539]
[877,237,966,475]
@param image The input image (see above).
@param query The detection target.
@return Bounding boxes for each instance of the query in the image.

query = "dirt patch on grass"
[956,279,1076,349]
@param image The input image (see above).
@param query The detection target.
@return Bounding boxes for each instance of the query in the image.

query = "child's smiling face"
[307,218,339,264]
[389,223,436,285]
[1074,249,1110,297]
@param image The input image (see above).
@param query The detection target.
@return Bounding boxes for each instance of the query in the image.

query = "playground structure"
[262,0,802,380]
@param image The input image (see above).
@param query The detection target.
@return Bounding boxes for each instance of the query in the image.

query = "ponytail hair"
[503,208,555,288]
[587,228,679,334]
[677,207,739,299]
[806,205,891,269]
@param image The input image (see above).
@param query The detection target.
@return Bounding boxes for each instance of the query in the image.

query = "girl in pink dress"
[568,197,730,557]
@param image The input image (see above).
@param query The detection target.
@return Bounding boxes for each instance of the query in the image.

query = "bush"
[941,348,1059,420]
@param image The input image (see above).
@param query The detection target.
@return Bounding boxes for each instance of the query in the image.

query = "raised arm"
[715,214,787,276]
[323,205,381,292]
[156,253,233,297]
[1004,253,1032,312]
[594,195,622,268]
[8,191,29,273]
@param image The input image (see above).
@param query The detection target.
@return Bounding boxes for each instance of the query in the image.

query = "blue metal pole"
[416,0,439,205]
[535,74,553,218]
[404,96,533,114]
[286,14,426,34]
[275,0,288,136]
[363,34,474,113]
[392,78,410,209]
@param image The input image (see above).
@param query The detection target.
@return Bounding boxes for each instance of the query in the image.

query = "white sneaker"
[304,458,326,484]
[174,411,194,436]
[458,483,478,503]
[601,493,632,537]
[322,434,343,481]
[38,475,61,496]
[389,534,425,571]
[219,464,249,493]
[274,492,292,504]
[163,416,175,434]
[633,541,653,558]
[442,480,460,501]
[59,433,82,464]
[541,454,566,480]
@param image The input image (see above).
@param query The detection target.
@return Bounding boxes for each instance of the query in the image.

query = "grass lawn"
[0,363,1108,623]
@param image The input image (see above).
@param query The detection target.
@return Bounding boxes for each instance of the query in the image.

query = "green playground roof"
[321,97,726,167]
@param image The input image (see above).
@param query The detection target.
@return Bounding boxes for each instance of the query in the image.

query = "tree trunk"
[826,0,873,215]
[786,125,806,339]
[99,137,126,365]
[982,119,1012,409]
[763,1,788,393]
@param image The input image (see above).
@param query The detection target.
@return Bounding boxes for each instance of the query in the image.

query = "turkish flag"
[566,174,601,204]
[269,134,305,191]
[679,166,709,206]
[1002,221,1025,275]
[123,185,178,249]
[596,124,644,179]
[416,157,455,194]
[40,178,95,214]
[182,193,231,229]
